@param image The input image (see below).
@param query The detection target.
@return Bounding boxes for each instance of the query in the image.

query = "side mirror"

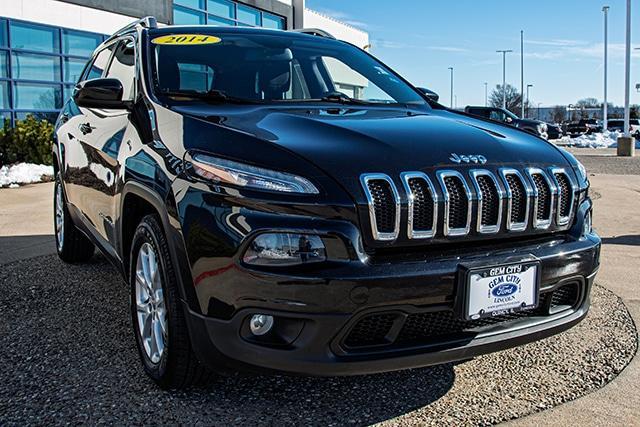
[73,78,130,109]
[505,116,514,123]
[417,87,440,103]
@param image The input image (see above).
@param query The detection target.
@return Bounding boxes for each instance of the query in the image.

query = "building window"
[173,0,285,30]
[0,17,106,125]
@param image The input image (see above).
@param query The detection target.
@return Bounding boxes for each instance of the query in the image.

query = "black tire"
[130,214,211,389]
[54,173,95,263]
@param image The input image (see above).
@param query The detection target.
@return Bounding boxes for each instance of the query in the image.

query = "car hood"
[173,105,569,185]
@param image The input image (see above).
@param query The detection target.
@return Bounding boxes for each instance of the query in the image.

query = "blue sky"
[306,0,639,108]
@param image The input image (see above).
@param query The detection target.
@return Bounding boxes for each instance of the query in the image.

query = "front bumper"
[184,233,600,376]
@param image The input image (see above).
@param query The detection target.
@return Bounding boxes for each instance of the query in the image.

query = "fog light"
[243,233,326,266]
[250,314,274,336]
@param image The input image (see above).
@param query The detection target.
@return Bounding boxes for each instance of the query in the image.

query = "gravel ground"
[0,254,636,426]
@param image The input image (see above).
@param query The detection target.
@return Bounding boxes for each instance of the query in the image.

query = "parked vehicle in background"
[52,18,600,390]
[565,119,601,137]
[546,123,563,140]
[607,119,640,138]
[464,106,548,139]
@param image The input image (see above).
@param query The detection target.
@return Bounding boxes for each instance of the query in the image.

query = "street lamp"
[603,6,610,131]
[520,30,525,118]
[496,49,513,110]
[526,84,534,118]
[448,67,454,109]
[623,0,631,138]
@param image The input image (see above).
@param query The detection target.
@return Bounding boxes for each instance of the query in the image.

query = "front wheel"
[54,173,95,263]
[130,215,211,389]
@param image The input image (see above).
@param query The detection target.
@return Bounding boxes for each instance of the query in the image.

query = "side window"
[82,46,114,81]
[489,110,506,122]
[104,39,136,100]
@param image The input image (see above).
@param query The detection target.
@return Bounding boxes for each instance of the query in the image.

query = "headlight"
[243,233,327,266]
[575,159,588,182]
[190,153,319,194]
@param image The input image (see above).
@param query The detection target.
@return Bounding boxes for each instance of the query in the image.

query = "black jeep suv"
[53,18,600,389]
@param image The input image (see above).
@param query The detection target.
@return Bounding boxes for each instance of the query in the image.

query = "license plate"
[465,262,539,320]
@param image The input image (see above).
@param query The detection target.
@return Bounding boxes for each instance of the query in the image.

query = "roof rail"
[105,16,158,43]
[290,28,336,39]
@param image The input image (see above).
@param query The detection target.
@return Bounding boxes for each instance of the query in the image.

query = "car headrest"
[158,60,180,91]
[258,61,291,100]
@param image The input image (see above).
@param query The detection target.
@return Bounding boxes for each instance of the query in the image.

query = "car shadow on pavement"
[601,234,640,246]
[0,251,455,425]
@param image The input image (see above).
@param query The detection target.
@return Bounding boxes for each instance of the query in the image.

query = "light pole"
[448,67,454,109]
[526,84,533,118]
[520,30,525,118]
[497,49,513,110]
[623,0,631,138]
[484,82,488,107]
[603,6,610,131]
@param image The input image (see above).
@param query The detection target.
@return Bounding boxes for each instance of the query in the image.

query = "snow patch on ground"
[0,163,54,187]
[558,131,640,149]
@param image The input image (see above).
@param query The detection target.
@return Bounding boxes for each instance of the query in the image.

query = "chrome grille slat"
[436,170,472,236]
[470,170,504,234]
[401,172,438,239]
[500,169,532,232]
[526,168,556,229]
[360,174,401,241]
[550,168,575,227]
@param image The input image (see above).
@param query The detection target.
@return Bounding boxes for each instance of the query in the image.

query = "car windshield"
[148,30,428,107]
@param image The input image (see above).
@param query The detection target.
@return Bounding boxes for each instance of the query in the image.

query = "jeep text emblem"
[449,153,487,164]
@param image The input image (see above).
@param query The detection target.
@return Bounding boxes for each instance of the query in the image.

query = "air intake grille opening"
[531,173,552,221]
[555,173,572,218]
[367,180,396,233]
[444,176,468,229]
[550,283,579,308]
[408,178,435,231]
[476,175,500,226]
[343,313,397,348]
[506,174,527,223]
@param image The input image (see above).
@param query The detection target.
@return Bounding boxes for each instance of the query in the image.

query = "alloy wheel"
[135,242,167,364]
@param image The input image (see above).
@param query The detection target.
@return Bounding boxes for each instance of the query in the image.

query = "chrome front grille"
[361,167,577,242]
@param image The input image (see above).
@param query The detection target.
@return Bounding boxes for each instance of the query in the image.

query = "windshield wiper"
[272,92,374,105]
[318,91,373,105]
[159,89,261,104]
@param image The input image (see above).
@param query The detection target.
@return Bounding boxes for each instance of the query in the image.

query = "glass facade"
[0,18,106,125]
[173,0,285,29]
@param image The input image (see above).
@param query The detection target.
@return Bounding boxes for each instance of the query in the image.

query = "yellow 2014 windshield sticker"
[151,34,221,45]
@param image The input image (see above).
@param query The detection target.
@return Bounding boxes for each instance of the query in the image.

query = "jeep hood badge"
[450,153,487,164]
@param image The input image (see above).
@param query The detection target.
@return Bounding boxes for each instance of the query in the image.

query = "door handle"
[79,123,94,135]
